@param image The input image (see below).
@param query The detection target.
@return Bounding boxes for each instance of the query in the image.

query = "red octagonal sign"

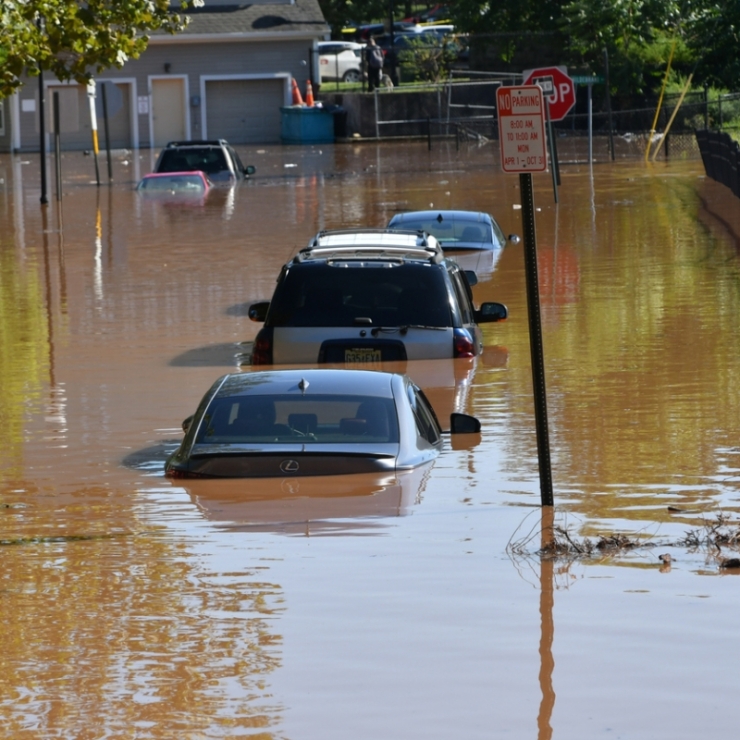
[522,66,575,122]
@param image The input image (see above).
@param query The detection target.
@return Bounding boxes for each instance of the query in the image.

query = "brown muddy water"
[2,140,740,739]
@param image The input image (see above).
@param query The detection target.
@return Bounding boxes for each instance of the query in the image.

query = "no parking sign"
[496,85,547,173]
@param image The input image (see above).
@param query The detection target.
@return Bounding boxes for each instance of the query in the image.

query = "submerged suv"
[154,140,255,182]
[248,229,508,365]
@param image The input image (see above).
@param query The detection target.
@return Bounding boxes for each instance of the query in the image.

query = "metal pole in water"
[53,91,62,201]
[38,62,48,204]
[519,172,554,507]
[374,88,379,139]
[87,80,101,186]
[603,48,615,161]
[102,82,113,181]
[587,82,593,166]
[544,103,559,203]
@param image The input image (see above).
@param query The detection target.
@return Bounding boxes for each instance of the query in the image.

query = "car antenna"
[298,378,309,394]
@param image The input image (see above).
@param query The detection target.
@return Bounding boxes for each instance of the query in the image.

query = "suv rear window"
[157,148,229,175]
[267,262,452,328]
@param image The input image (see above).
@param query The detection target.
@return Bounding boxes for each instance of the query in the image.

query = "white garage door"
[205,78,284,144]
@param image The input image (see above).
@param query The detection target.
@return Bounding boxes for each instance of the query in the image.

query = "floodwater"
[2,140,740,739]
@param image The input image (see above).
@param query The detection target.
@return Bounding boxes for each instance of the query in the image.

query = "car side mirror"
[508,234,521,244]
[463,269,478,287]
[182,415,194,434]
[244,165,256,176]
[475,302,508,323]
[248,301,270,322]
[450,412,481,434]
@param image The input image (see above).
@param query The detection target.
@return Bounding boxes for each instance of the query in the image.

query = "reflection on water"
[172,463,433,535]
[0,515,285,737]
[2,143,740,738]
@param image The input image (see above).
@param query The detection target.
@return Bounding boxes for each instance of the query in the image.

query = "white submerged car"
[164,369,480,479]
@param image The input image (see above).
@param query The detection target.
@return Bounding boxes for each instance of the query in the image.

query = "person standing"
[366,37,384,92]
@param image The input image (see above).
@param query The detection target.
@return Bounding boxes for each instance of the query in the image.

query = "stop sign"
[522,66,575,122]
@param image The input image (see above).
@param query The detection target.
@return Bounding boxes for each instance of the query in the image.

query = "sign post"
[86,80,101,186]
[523,67,575,195]
[522,66,576,122]
[496,85,554,507]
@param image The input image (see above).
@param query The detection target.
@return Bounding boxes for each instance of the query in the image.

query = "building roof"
[151,0,329,42]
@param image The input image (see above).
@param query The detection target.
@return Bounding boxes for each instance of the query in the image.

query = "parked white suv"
[248,229,508,365]
[318,41,364,83]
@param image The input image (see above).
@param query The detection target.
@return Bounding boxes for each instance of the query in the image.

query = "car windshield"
[394,217,493,246]
[267,263,452,327]
[158,148,229,175]
[196,394,400,444]
[138,175,205,192]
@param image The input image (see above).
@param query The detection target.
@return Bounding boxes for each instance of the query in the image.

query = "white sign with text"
[496,85,547,173]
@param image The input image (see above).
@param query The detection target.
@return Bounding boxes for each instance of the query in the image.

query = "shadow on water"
[121,441,182,473]
[169,342,253,367]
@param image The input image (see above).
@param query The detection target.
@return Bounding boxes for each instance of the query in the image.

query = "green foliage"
[0,0,196,98]
[317,0,390,36]
[449,1,739,98]
[398,36,459,82]
[451,0,567,33]
[687,0,740,88]
[560,1,696,93]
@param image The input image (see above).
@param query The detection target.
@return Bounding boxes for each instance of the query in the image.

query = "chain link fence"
[348,78,740,162]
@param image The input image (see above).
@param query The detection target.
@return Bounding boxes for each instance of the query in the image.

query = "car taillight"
[251,328,273,365]
[453,328,476,358]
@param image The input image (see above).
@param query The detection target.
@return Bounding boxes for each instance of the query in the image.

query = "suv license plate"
[345,348,382,364]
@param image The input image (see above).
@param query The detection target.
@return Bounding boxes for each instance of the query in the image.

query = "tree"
[687,0,740,88]
[317,0,389,37]
[0,0,197,98]
[560,0,695,93]
[452,0,568,34]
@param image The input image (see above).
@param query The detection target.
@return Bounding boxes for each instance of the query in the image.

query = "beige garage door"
[205,79,284,144]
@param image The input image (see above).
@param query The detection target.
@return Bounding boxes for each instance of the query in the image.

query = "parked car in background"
[248,229,508,365]
[341,21,416,42]
[402,4,451,24]
[318,41,365,83]
[164,369,481,478]
[387,210,520,278]
[387,210,518,251]
[136,171,211,204]
[154,140,256,183]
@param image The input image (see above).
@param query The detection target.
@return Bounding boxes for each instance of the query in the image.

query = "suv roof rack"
[296,228,444,264]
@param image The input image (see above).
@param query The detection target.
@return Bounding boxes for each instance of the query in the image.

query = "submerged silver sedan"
[387,209,519,251]
[165,369,480,478]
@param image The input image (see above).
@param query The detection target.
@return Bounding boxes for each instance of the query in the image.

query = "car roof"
[215,370,398,399]
[318,40,363,49]
[390,210,493,225]
[164,140,230,148]
[141,171,207,179]
[297,228,445,264]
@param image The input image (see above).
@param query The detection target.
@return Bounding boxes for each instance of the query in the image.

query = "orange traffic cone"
[305,80,315,107]
[291,77,304,106]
